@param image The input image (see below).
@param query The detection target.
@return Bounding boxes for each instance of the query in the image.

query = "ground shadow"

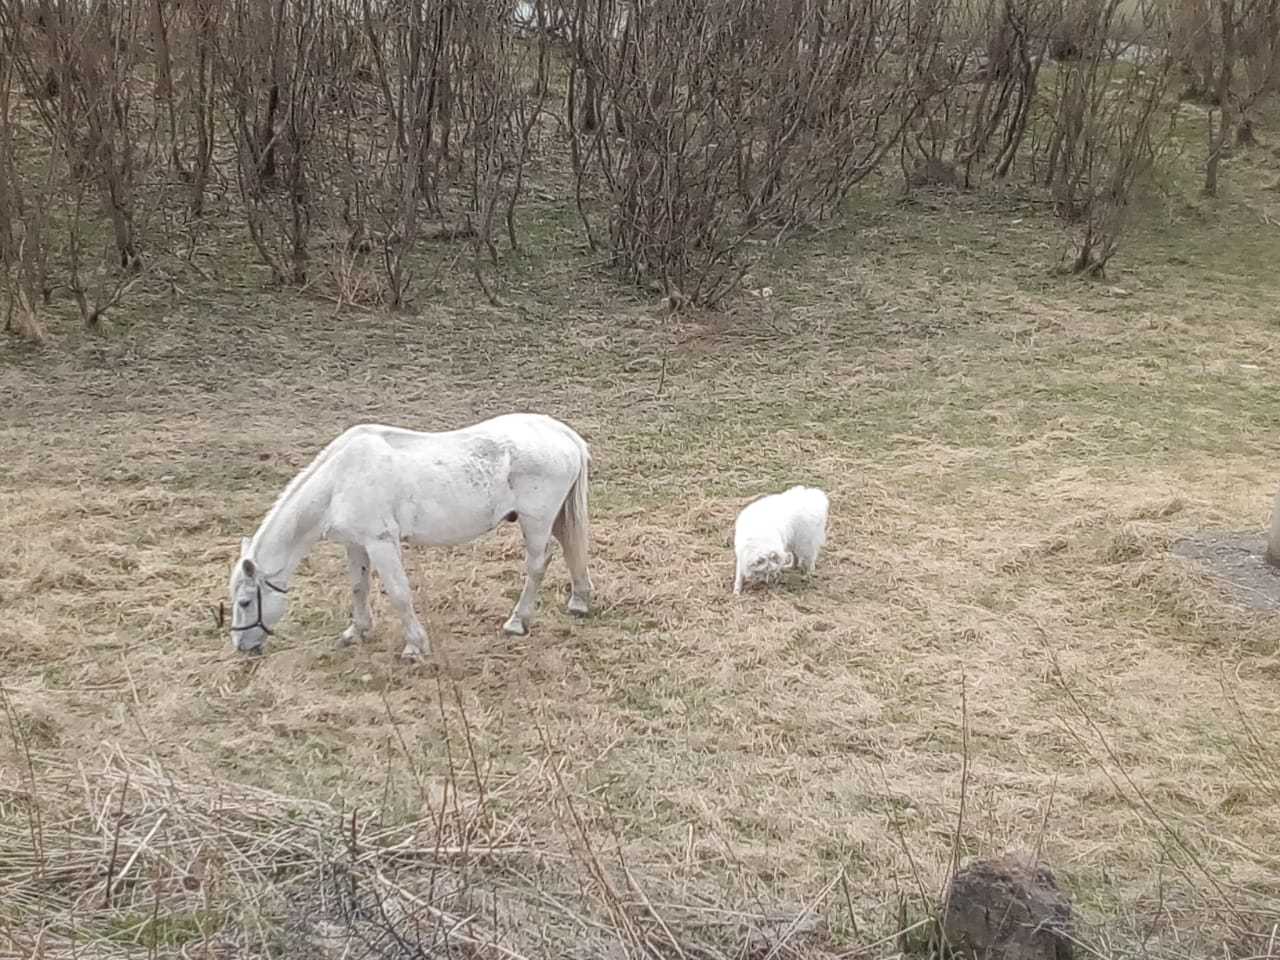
[1172,530,1280,611]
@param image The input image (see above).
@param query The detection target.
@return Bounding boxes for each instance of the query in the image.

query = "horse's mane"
[251,429,351,552]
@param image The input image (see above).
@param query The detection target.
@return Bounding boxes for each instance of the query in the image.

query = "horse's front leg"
[338,544,374,647]
[503,522,551,637]
[365,539,430,659]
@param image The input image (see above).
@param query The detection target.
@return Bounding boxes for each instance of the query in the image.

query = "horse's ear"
[241,557,257,578]
[240,536,251,556]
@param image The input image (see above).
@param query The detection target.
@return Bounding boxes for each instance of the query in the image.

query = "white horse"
[225,413,593,658]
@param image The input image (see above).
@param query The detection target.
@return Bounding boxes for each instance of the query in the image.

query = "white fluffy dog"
[733,485,829,594]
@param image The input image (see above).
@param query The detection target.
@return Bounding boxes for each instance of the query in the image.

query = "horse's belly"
[400,499,507,546]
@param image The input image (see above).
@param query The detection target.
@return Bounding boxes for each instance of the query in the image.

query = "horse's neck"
[251,469,331,583]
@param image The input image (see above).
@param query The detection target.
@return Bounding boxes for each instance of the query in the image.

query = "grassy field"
[3,100,1280,958]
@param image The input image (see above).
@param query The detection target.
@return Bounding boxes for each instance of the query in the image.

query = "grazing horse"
[225,413,593,658]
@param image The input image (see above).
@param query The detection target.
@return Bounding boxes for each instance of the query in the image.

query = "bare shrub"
[574,0,938,307]
[1173,0,1280,130]
[220,0,330,285]
[1175,0,1280,194]
[1201,0,1238,196]
[1030,0,1175,274]
[0,28,50,341]
[1172,0,1216,99]
[0,0,1209,324]
[175,0,222,216]
[46,4,145,276]
[313,0,547,309]
[323,207,383,309]
[898,0,972,189]
[0,0,175,328]
[346,0,453,306]
[904,0,1179,272]
[458,0,551,302]
[947,0,1054,183]
[1236,0,1280,142]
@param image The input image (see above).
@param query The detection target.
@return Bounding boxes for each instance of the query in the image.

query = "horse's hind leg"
[365,539,430,658]
[503,517,552,637]
[552,513,592,616]
[338,544,374,647]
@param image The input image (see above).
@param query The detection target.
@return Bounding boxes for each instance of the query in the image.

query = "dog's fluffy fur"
[733,485,829,594]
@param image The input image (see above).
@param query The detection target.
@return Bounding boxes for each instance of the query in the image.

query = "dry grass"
[4,104,1280,958]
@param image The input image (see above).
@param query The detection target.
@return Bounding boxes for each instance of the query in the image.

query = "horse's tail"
[557,429,591,553]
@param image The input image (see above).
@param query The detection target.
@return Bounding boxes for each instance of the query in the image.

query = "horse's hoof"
[567,595,590,617]
[502,617,528,637]
[400,644,427,660]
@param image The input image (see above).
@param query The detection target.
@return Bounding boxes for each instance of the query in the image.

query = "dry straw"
[1,700,856,960]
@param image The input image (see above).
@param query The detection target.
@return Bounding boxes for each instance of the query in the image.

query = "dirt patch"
[1171,530,1280,610]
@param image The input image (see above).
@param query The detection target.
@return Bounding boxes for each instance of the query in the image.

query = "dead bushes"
[0,0,1268,335]
[570,0,935,305]
[1037,10,1174,275]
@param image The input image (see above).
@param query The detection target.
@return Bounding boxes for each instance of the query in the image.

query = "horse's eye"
[238,599,251,609]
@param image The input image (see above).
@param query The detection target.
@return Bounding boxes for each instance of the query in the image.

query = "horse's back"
[343,413,585,453]
[458,413,588,476]
[466,412,588,450]
[325,414,587,540]
[331,415,584,468]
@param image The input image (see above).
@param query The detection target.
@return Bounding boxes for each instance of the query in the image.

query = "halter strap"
[228,574,289,635]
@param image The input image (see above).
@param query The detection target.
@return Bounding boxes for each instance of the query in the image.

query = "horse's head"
[226,537,289,653]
